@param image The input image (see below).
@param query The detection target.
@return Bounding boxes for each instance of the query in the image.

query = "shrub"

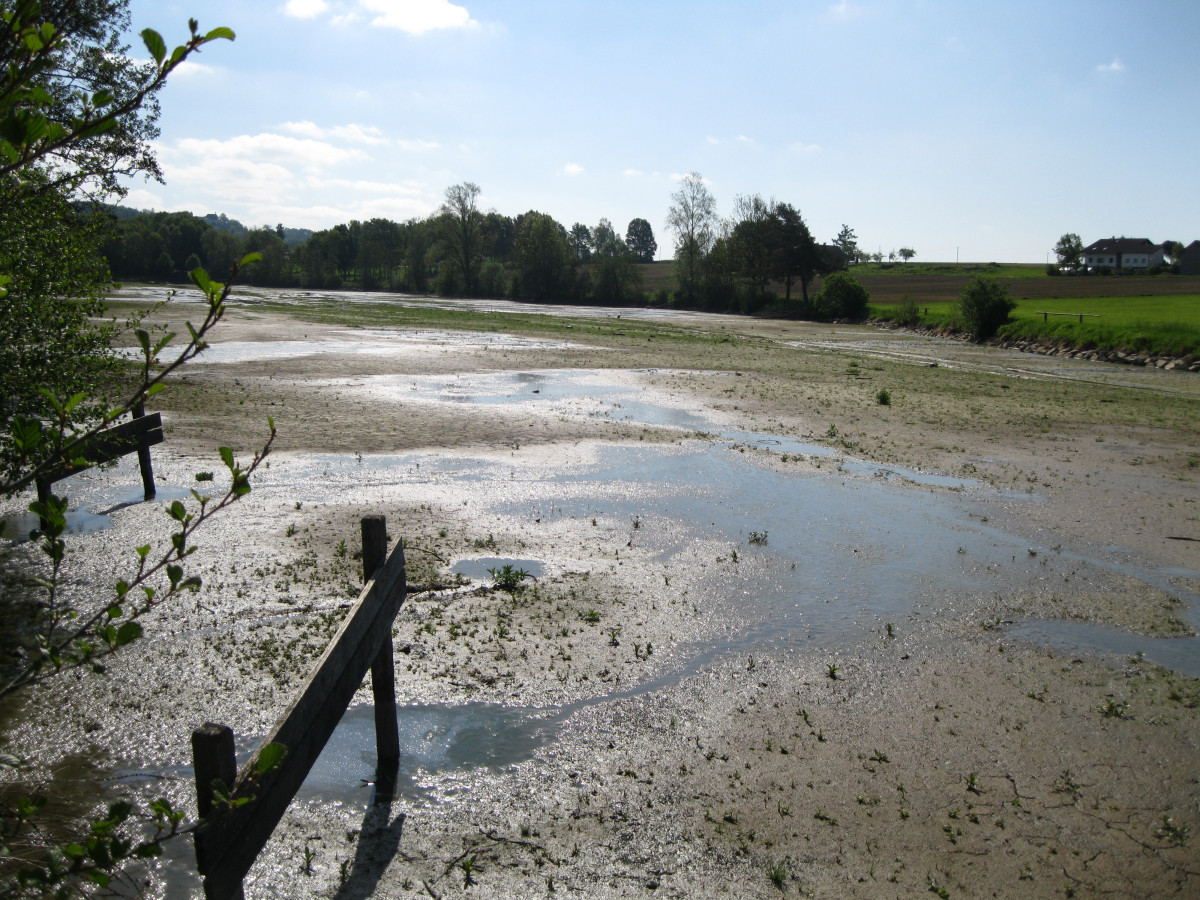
[894,295,921,327]
[956,277,1015,341]
[876,388,891,405]
[813,271,870,321]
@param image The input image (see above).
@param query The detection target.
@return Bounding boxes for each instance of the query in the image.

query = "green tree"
[625,217,657,262]
[898,247,916,263]
[957,277,1016,341]
[832,224,860,266]
[813,271,870,321]
[666,172,717,306]
[568,222,592,261]
[438,181,483,295]
[513,210,570,302]
[1054,233,1083,271]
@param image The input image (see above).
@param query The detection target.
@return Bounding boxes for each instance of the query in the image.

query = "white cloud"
[395,138,441,152]
[623,168,644,177]
[705,136,721,145]
[280,121,387,144]
[735,135,754,144]
[122,188,164,210]
[170,133,365,172]
[1095,58,1125,74]
[172,60,219,78]
[790,141,821,153]
[360,0,477,34]
[283,0,329,18]
[563,163,584,176]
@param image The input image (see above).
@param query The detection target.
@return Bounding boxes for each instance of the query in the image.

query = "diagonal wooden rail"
[191,515,405,900]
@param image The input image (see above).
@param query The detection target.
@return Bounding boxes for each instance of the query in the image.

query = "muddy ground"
[2,289,1199,898]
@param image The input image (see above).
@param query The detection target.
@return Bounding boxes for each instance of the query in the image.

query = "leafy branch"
[1,2,235,189]
[1,420,274,699]
[2,253,261,499]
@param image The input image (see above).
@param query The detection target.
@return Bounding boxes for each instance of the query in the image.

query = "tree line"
[98,177,875,318]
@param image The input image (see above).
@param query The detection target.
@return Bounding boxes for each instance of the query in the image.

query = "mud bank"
[3,294,1198,898]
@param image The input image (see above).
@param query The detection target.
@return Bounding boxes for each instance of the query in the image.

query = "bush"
[956,277,1015,341]
[894,295,921,327]
[876,388,892,405]
[813,271,870,321]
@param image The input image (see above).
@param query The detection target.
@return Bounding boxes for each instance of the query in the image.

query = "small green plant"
[1099,698,1129,719]
[825,424,839,439]
[607,627,620,646]
[301,844,317,876]
[767,861,788,890]
[335,539,347,558]
[826,663,840,680]
[194,471,214,482]
[876,388,891,406]
[461,856,478,886]
[870,749,889,763]
[286,522,296,537]
[965,772,982,794]
[895,295,921,327]
[488,564,531,593]
[886,622,895,638]
[1155,815,1190,846]
[748,530,768,545]
[583,608,600,624]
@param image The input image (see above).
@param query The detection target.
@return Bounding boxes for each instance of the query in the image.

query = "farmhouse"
[1082,237,1165,270]
[1178,240,1200,276]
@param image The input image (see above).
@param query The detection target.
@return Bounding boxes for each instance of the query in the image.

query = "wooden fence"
[190,515,406,900]
[36,401,161,505]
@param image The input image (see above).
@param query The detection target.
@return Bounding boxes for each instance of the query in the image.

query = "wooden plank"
[39,413,164,486]
[363,517,400,776]
[196,528,406,899]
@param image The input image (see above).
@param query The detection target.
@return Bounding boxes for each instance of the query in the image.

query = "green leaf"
[140,28,166,64]
[91,89,113,107]
[204,26,236,42]
[84,869,111,887]
[115,622,142,646]
[240,251,262,266]
[168,500,186,521]
[146,382,166,397]
[166,564,182,586]
[255,742,287,774]
[218,446,235,469]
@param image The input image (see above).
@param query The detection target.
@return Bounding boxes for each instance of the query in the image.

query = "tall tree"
[768,201,821,303]
[513,210,570,302]
[625,217,657,262]
[568,222,592,261]
[439,181,484,294]
[832,224,859,266]
[898,247,916,263]
[666,172,717,305]
[1054,233,1083,271]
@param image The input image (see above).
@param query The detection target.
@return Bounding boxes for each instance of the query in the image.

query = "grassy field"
[871,293,1200,357]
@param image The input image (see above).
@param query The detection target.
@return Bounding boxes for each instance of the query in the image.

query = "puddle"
[1006,619,1200,677]
[1,479,196,546]
[450,557,546,581]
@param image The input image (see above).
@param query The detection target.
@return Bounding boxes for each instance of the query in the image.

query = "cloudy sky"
[124,0,1200,262]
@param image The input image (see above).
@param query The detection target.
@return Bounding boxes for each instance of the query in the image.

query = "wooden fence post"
[362,516,400,796]
[132,400,156,500]
[191,723,244,900]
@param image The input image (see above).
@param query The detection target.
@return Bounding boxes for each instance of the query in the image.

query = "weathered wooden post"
[191,724,244,900]
[362,515,401,799]
[132,400,157,500]
[188,515,407,898]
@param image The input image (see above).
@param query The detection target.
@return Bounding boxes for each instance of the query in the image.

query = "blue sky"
[123,0,1200,262]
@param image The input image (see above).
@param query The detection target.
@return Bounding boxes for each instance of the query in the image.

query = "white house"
[1081,237,1166,270]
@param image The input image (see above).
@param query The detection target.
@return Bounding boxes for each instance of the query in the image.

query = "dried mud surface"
[2,292,1199,899]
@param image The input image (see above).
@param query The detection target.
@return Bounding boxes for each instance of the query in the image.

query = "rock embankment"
[872,320,1198,372]
[993,337,1199,371]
